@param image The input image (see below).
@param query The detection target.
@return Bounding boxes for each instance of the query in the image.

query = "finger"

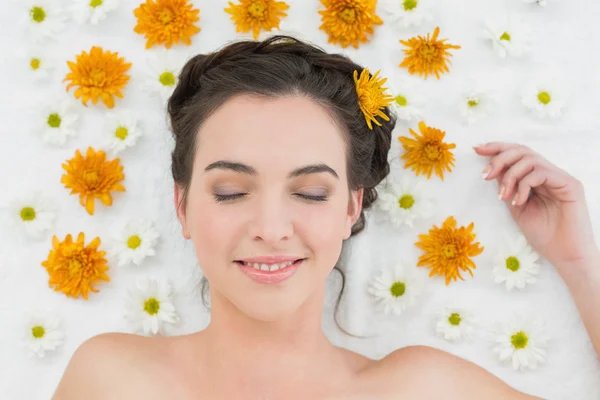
[498,155,537,201]
[512,169,546,206]
[482,146,530,181]
[473,142,520,156]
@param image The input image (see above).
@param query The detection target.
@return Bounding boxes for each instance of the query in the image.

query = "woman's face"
[175,94,363,322]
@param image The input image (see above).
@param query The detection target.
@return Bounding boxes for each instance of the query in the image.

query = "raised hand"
[474,142,599,274]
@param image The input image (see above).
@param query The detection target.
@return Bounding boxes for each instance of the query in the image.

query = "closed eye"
[213,193,328,203]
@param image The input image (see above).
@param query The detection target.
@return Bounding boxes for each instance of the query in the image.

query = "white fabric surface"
[1,0,600,399]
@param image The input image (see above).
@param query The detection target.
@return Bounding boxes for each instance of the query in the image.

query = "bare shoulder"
[369,345,543,400]
[51,332,174,400]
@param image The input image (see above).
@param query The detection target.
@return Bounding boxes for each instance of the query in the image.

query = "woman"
[52,36,599,399]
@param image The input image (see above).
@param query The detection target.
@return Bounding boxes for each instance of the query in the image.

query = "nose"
[248,193,294,245]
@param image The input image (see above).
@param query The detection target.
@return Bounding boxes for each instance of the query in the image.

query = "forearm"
[557,249,600,360]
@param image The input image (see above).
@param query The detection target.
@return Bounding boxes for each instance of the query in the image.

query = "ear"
[174,183,191,240]
[343,188,364,240]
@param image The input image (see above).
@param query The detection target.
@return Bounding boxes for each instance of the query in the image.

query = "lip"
[236,259,305,284]
[237,255,305,264]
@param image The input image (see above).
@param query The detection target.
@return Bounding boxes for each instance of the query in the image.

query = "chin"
[232,294,306,322]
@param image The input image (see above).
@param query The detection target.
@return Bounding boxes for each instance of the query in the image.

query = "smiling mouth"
[235,258,306,272]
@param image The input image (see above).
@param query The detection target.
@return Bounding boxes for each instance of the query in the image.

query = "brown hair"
[167,35,396,336]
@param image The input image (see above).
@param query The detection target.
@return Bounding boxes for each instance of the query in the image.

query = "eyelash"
[213,193,328,203]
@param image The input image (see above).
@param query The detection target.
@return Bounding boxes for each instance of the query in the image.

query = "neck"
[198,282,347,389]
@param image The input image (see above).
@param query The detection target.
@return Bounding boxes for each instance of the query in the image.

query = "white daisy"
[521,78,569,120]
[483,16,532,58]
[459,83,497,125]
[18,0,67,43]
[492,233,541,291]
[104,111,142,156]
[380,0,434,29]
[140,50,187,105]
[7,192,56,240]
[367,261,423,316]
[124,277,180,336]
[70,0,120,24]
[23,309,64,358]
[389,78,425,123]
[492,313,550,371]
[434,305,477,342]
[375,174,434,229]
[112,219,160,267]
[22,46,55,82]
[35,98,79,146]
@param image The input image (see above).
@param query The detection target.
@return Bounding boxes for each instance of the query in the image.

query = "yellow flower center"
[499,32,511,41]
[395,95,408,107]
[47,113,62,128]
[68,258,83,274]
[537,91,551,104]
[30,6,46,23]
[506,256,520,272]
[340,7,356,23]
[248,1,266,18]
[467,98,479,107]
[144,297,160,315]
[423,143,441,160]
[30,58,41,70]
[419,43,436,60]
[448,312,461,326]
[90,0,103,7]
[398,194,415,209]
[159,7,175,24]
[32,325,45,338]
[403,0,418,11]
[390,281,406,297]
[20,206,36,221]
[127,235,142,249]
[83,170,99,188]
[511,331,529,349]
[442,243,457,259]
[89,68,107,88]
[159,71,176,86]
[115,126,128,140]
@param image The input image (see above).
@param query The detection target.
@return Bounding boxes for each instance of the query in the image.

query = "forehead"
[195,94,347,174]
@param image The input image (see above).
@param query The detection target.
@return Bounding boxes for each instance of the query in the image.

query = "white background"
[0,0,599,399]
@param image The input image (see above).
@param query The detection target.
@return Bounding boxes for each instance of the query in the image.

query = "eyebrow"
[204,160,339,180]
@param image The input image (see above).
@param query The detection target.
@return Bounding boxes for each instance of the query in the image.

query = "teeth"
[244,260,297,271]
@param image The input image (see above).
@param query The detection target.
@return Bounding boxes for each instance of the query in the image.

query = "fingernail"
[511,197,517,206]
[481,166,491,179]
[498,185,505,200]
[473,143,486,149]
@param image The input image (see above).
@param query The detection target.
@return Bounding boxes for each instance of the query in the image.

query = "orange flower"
[61,147,126,215]
[415,216,484,285]
[64,46,132,109]
[399,121,456,180]
[318,0,383,49]
[354,68,394,130]
[41,232,110,299]
[133,0,201,49]
[399,26,461,79]
[225,0,290,40]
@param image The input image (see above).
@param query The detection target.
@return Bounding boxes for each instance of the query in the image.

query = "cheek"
[294,198,348,264]
[188,201,244,270]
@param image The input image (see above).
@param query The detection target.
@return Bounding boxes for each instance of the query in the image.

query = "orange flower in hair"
[354,68,394,130]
